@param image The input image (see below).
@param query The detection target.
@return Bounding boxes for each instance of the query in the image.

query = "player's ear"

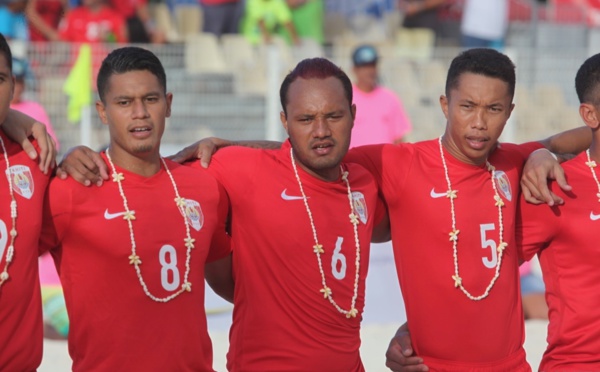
[280,111,289,134]
[96,100,108,126]
[165,92,173,118]
[579,103,600,130]
[439,95,449,119]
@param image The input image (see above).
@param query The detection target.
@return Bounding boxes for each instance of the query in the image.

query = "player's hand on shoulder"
[56,146,108,186]
[3,117,56,175]
[385,323,428,372]
[168,137,233,168]
[521,148,570,206]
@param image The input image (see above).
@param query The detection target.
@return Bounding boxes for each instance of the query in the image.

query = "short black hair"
[97,46,166,102]
[0,34,12,74]
[575,53,600,105]
[445,48,516,99]
[279,57,352,116]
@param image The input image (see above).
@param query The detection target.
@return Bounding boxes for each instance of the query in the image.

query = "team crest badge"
[494,170,512,202]
[351,191,368,224]
[6,165,34,199]
[182,199,203,231]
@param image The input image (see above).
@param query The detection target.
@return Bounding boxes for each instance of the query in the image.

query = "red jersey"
[517,151,600,371]
[59,5,127,43]
[347,140,541,370]
[0,132,49,370]
[208,140,383,372]
[40,154,230,372]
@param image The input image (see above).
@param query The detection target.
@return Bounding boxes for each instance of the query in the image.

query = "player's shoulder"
[166,158,217,183]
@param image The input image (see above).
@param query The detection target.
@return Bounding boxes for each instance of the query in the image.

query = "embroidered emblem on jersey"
[182,199,203,231]
[590,211,600,221]
[351,191,368,224]
[494,170,512,202]
[6,165,34,199]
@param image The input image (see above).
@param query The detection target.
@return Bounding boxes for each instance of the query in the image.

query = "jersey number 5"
[480,223,499,269]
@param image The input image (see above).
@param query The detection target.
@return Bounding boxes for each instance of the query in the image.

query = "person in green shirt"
[242,0,300,45]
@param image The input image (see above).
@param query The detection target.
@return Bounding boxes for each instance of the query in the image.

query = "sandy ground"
[39,242,549,371]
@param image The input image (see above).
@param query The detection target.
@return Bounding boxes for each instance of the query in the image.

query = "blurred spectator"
[241,0,300,45]
[349,45,412,148]
[108,0,166,43]
[25,0,68,42]
[286,0,323,44]
[0,0,29,41]
[520,261,549,320]
[200,0,243,37]
[460,0,508,49]
[399,0,446,32]
[58,0,127,43]
[9,57,60,150]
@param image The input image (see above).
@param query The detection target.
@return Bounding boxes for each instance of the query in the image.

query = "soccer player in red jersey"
[170,50,588,370]
[351,48,543,371]
[209,59,385,371]
[57,57,387,371]
[0,33,51,371]
[516,53,600,371]
[39,47,232,371]
[58,0,127,43]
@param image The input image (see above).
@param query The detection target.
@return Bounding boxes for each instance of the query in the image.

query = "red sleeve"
[39,178,73,256]
[345,144,386,190]
[205,181,231,263]
[206,146,259,196]
[514,141,545,161]
[515,192,557,261]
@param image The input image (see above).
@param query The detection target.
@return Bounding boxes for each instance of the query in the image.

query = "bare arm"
[284,21,301,45]
[538,125,592,156]
[522,126,592,206]
[168,137,282,167]
[385,322,429,371]
[205,253,234,304]
[4,109,56,174]
[25,0,63,41]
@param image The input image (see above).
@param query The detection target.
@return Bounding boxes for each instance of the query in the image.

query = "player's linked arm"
[169,137,282,167]
[4,108,56,174]
[523,126,592,206]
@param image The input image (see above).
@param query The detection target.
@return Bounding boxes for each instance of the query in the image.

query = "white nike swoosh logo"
[104,209,135,220]
[281,189,306,201]
[430,188,447,198]
[590,211,600,221]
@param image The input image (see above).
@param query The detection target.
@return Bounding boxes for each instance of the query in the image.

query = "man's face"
[0,54,14,125]
[440,72,514,165]
[281,76,355,181]
[96,69,172,160]
[353,63,378,91]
